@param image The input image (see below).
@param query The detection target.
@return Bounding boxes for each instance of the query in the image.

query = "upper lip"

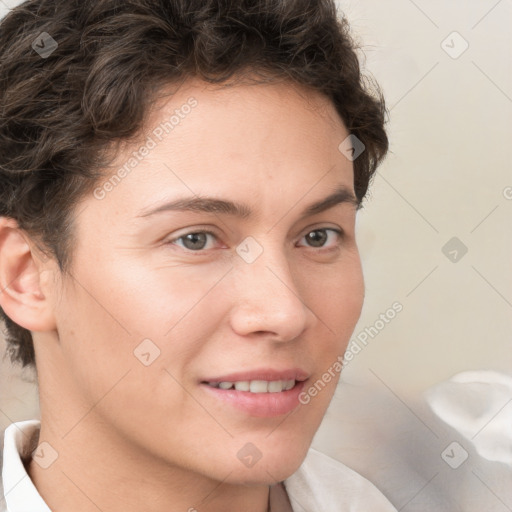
[201,368,310,383]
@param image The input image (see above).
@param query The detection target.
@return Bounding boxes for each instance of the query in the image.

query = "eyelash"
[166,227,344,254]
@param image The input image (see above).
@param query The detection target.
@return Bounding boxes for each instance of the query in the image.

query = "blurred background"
[1,0,511,510]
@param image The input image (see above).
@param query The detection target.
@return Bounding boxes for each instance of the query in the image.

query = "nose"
[228,245,313,342]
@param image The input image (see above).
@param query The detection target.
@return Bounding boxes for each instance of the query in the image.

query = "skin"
[0,77,364,512]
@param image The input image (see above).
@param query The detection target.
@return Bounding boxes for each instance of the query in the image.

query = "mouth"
[199,369,309,417]
[203,379,298,393]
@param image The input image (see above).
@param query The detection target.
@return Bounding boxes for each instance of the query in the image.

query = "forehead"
[146,78,345,165]
[142,76,348,150]
[86,77,354,222]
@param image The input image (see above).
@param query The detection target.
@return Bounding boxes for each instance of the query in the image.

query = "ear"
[0,217,57,332]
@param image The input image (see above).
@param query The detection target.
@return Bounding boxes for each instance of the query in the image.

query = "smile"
[200,379,307,417]
[205,379,296,393]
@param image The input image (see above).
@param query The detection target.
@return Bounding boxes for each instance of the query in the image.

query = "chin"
[216,436,312,485]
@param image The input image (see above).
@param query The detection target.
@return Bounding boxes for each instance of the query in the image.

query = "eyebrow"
[137,186,359,220]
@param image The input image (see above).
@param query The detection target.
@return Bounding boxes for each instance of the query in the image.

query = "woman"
[0,0,394,510]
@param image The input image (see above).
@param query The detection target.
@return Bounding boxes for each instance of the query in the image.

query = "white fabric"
[425,370,512,466]
[284,447,397,511]
[1,420,50,512]
[0,419,396,512]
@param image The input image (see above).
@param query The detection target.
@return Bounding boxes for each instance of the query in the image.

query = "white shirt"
[1,420,397,512]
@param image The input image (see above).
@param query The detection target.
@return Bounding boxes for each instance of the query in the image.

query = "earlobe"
[0,217,57,332]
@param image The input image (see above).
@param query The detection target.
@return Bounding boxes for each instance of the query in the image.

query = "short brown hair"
[0,0,389,368]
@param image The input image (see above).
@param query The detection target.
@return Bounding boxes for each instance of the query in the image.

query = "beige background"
[1,0,511,510]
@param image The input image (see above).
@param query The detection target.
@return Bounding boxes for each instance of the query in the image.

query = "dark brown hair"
[0,0,388,368]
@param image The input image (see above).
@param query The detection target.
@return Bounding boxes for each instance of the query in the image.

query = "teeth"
[250,380,268,393]
[268,380,283,393]
[207,379,296,393]
[283,379,295,391]
[234,381,250,391]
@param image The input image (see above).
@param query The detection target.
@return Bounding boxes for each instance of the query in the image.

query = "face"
[39,77,364,485]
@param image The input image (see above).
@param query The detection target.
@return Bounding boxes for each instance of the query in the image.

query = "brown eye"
[300,228,342,249]
[305,230,328,247]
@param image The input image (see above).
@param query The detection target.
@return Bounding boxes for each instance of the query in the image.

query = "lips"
[199,367,310,417]
[201,368,310,385]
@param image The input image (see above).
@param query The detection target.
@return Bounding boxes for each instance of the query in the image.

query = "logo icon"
[338,134,365,161]
[237,442,263,468]
[441,441,468,469]
[236,236,264,264]
[442,237,468,263]
[441,32,469,59]
[134,338,161,366]
[32,441,59,469]
[32,32,58,58]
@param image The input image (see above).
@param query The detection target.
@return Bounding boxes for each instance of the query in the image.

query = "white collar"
[1,420,51,512]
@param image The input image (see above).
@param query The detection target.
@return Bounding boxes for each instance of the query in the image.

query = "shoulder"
[283,447,397,511]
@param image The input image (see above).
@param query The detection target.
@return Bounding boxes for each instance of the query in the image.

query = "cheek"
[54,258,225,395]
[308,252,364,345]
[53,284,136,410]
[53,276,211,446]
[296,258,364,416]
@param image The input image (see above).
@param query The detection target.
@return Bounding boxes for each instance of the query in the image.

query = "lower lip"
[200,380,307,418]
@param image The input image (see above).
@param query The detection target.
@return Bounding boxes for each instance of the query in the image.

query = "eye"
[298,228,343,249]
[170,230,219,251]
